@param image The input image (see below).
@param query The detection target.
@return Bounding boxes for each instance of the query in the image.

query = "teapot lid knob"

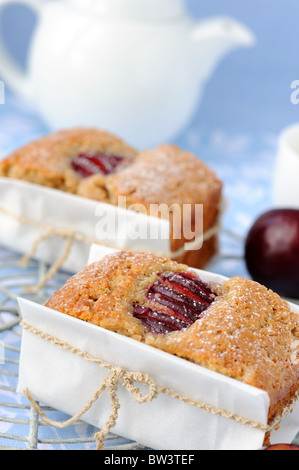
[70,0,186,20]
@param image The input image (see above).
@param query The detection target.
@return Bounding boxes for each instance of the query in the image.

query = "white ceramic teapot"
[0,0,255,147]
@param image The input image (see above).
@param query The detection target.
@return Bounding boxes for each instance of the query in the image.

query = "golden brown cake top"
[150,277,299,416]
[0,129,222,223]
[46,251,188,340]
[45,251,299,418]
[0,128,137,193]
[107,144,222,208]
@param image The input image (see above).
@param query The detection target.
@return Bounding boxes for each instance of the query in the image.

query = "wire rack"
[0,246,147,450]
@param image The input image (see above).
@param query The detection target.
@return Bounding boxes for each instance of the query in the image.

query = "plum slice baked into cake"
[45,251,299,429]
[0,128,223,270]
[0,128,137,202]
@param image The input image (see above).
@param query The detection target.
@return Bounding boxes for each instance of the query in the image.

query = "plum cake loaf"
[45,251,299,427]
[0,128,222,269]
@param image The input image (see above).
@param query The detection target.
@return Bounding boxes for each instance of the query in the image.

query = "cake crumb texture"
[0,127,137,195]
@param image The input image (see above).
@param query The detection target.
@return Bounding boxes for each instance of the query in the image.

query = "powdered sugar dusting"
[148,276,299,404]
[108,146,222,206]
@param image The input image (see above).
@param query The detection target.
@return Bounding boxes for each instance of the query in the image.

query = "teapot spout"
[191,16,256,81]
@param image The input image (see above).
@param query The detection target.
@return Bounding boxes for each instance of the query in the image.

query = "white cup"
[273,123,299,208]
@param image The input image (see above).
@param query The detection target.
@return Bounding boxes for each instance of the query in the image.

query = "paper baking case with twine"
[0,178,222,293]
[16,259,299,451]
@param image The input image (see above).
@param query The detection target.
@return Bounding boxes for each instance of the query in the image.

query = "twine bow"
[24,365,160,451]
[20,320,294,451]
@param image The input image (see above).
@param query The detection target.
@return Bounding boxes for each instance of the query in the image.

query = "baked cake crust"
[45,251,299,423]
[0,128,137,196]
[106,145,223,267]
[106,144,222,229]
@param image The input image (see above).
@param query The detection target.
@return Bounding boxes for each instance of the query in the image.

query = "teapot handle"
[0,0,42,98]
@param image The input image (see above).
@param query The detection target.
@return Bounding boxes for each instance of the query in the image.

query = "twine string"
[21,234,74,294]
[0,204,220,293]
[20,320,284,451]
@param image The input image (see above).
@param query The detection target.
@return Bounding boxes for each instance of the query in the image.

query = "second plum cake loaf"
[45,251,299,425]
[0,128,223,269]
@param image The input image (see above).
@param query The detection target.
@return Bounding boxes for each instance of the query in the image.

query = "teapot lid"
[70,0,186,20]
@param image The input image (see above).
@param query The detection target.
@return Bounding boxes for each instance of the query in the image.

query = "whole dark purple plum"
[245,209,299,299]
